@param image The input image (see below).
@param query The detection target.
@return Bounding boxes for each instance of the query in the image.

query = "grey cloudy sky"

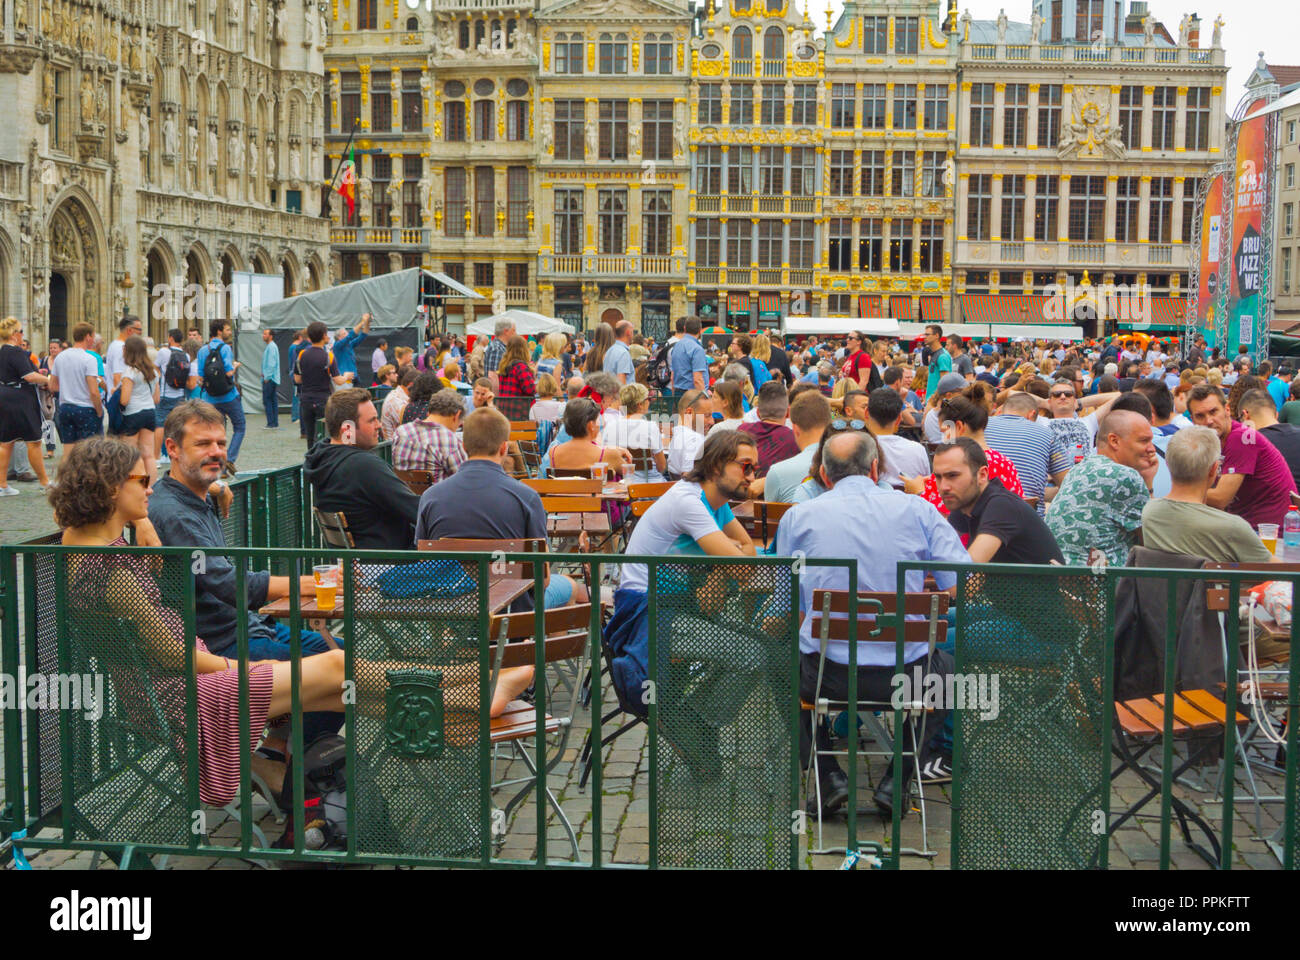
[819,1,1283,100]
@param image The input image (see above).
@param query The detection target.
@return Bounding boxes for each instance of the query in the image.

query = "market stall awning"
[781,316,901,338]
[895,322,989,341]
[464,309,574,337]
[960,294,1056,325]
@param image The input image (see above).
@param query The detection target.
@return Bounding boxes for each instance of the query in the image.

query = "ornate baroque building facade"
[324,0,1226,337]
[0,0,332,348]
[952,1,1228,334]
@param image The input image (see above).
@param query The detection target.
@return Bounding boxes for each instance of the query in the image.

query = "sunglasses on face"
[729,460,757,476]
[125,474,150,489]
[1050,391,1075,399]
[830,419,868,432]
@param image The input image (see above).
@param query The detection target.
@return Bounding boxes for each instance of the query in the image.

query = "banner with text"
[1225,115,1269,357]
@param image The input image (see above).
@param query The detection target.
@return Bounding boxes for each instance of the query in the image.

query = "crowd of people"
[10,308,1300,826]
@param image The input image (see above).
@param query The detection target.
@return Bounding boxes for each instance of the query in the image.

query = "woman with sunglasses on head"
[901,395,1024,515]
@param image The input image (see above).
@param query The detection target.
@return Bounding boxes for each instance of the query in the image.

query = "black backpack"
[201,343,233,396]
[163,347,191,390]
[649,341,674,390]
[274,733,347,852]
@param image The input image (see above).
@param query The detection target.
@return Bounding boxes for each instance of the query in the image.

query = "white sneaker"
[0,486,19,497]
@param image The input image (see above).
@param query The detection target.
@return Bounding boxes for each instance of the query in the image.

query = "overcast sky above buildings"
[818,1,1279,102]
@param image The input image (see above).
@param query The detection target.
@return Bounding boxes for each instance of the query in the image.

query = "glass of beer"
[1259,524,1279,555]
[313,564,339,611]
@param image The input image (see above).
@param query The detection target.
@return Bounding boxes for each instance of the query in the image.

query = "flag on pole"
[336,146,356,218]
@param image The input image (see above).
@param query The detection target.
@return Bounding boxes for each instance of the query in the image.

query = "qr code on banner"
[1240,319,1253,345]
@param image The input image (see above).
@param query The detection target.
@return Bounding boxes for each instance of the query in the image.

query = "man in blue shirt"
[775,431,965,818]
[331,313,371,380]
[191,320,246,477]
[603,320,637,385]
[669,316,709,392]
[260,328,280,428]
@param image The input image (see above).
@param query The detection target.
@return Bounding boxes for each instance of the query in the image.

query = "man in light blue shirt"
[603,320,637,385]
[760,391,831,502]
[669,317,709,392]
[331,313,371,380]
[1268,366,1293,413]
[774,431,964,817]
[260,328,281,428]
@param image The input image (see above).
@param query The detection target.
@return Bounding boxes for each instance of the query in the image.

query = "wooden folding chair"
[394,468,436,498]
[522,478,604,497]
[478,603,592,859]
[805,589,949,858]
[510,420,535,433]
[625,447,661,483]
[313,508,356,549]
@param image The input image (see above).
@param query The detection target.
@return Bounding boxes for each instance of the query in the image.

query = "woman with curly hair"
[52,439,532,807]
[399,371,445,425]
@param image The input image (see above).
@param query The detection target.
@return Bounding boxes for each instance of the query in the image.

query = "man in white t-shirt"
[666,389,711,478]
[48,322,105,464]
[103,314,142,391]
[604,431,758,732]
[867,387,929,488]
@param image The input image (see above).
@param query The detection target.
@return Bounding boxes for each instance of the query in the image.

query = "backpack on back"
[163,347,191,390]
[201,343,233,396]
[649,342,674,390]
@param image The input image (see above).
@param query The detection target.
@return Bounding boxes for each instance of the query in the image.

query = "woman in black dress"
[0,316,51,494]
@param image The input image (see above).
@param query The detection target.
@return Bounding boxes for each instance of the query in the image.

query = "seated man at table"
[1141,426,1278,564]
[1238,388,1300,489]
[934,438,1064,564]
[1187,383,1297,529]
[605,430,757,721]
[391,388,467,482]
[149,401,341,738]
[665,388,711,479]
[304,388,421,549]
[775,431,965,819]
[738,381,800,477]
[761,391,832,503]
[414,406,585,610]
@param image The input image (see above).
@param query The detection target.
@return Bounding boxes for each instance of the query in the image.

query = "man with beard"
[603,430,758,724]
[148,400,342,739]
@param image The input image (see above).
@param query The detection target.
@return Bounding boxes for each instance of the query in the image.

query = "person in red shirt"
[840,330,881,392]
[904,393,1025,515]
[1188,383,1297,528]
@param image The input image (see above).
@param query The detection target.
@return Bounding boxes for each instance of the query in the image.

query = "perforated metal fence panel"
[649,560,799,869]
[950,568,1109,869]
[58,552,194,847]
[347,557,490,861]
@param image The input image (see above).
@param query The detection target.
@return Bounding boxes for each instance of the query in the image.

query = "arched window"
[763,26,784,60]
[406,16,418,30]
[459,20,470,48]
[506,18,516,46]
[474,19,485,47]
[732,26,752,61]
[491,19,502,50]
[765,0,781,12]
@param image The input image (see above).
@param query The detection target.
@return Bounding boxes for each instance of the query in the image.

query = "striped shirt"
[984,414,1063,514]
[391,418,468,482]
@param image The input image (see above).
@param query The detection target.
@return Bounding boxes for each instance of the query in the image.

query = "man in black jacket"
[303,388,420,549]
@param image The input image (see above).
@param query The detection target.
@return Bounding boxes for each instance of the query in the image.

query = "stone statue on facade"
[266,143,276,179]
[1212,15,1224,47]
[187,121,198,164]
[673,110,686,155]
[163,114,179,155]
[229,134,243,171]
[586,119,598,158]
[289,143,301,180]
[248,136,259,177]
[80,73,95,124]
[1142,15,1155,43]
[274,3,286,43]
[208,126,219,166]
[139,111,150,152]
[1030,8,1044,40]
[996,9,1008,42]
[1178,14,1190,45]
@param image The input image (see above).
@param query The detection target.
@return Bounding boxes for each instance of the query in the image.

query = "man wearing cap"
[924,373,968,442]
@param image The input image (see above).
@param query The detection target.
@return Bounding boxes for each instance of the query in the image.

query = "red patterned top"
[497,361,536,398]
[922,448,1024,516]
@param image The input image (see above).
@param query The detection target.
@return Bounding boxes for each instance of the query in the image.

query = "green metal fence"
[900,561,1299,871]
[0,547,820,869]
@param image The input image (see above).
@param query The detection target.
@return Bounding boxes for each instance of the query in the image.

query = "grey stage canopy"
[233,268,482,413]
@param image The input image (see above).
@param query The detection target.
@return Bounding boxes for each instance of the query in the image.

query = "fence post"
[0,548,22,835]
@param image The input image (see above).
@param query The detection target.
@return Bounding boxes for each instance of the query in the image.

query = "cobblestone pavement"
[0,414,1290,871]
[0,413,310,544]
